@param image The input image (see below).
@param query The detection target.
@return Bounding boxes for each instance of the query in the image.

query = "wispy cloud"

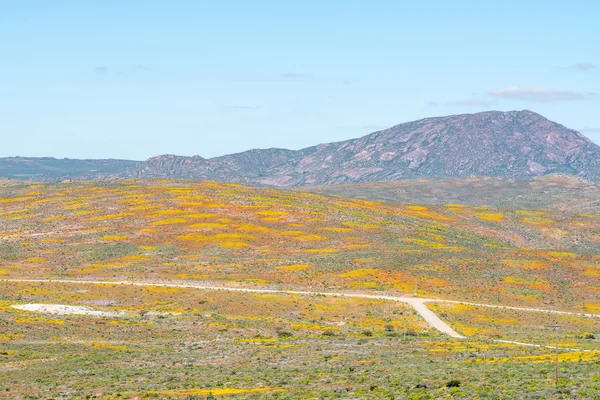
[428,99,496,107]
[281,73,314,79]
[489,86,594,102]
[581,127,600,133]
[221,105,260,110]
[94,66,108,74]
[134,65,152,71]
[569,63,596,71]
[450,99,496,107]
[343,78,359,85]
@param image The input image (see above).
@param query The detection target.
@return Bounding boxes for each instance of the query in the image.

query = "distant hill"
[2,110,600,184]
[306,175,600,214]
[0,157,140,181]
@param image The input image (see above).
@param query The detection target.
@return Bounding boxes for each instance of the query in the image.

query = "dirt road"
[3,278,598,339]
[2,278,467,338]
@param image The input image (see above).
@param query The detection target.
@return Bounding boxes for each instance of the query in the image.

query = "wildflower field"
[1,179,599,398]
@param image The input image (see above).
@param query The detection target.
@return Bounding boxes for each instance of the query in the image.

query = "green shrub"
[446,379,461,388]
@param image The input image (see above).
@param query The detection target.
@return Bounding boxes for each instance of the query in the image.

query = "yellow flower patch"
[583,267,600,278]
[178,233,254,242]
[342,221,380,229]
[295,234,326,241]
[100,235,128,241]
[152,217,187,226]
[276,264,311,271]
[151,209,187,216]
[41,238,63,243]
[304,248,339,253]
[0,196,34,204]
[444,204,469,209]
[343,244,370,250]
[0,333,24,342]
[338,268,379,278]
[14,316,64,325]
[120,255,148,262]
[502,259,546,270]
[41,215,66,222]
[478,212,504,222]
[323,227,354,233]
[486,351,599,364]
[186,223,227,229]
[219,241,249,249]
[405,205,428,211]
[280,230,305,236]
[403,238,459,250]
[147,387,285,397]
[579,213,600,219]
[87,343,128,352]
[522,216,554,225]
[185,213,218,219]
[503,275,549,287]
[204,203,228,208]
[73,210,97,216]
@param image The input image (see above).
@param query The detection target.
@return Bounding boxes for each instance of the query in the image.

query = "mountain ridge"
[119,109,600,185]
[2,110,600,185]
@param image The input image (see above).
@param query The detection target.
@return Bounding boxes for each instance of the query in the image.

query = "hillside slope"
[307,175,600,213]
[1,179,599,310]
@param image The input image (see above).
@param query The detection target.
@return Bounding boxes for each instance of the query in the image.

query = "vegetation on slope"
[1,179,599,398]
[307,175,600,214]
[1,179,599,311]
[0,282,598,399]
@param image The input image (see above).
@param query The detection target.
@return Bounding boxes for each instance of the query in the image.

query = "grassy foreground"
[1,281,599,399]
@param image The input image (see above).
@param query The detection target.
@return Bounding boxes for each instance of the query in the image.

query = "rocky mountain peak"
[2,110,599,185]
[119,110,600,186]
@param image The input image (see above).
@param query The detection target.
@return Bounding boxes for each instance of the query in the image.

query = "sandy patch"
[11,304,118,317]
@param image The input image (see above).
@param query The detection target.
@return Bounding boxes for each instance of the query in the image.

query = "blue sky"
[1,0,599,160]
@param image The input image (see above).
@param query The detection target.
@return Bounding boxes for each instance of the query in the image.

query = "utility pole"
[483,337,487,369]
[555,327,559,387]
[548,325,560,387]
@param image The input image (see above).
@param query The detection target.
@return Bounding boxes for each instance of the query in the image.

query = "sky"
[1,0,599,160]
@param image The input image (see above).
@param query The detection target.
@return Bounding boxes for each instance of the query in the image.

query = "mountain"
[134,148,298,184]
[2,110,600,185]
[121,110,600,185]
[0,157,140,181]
